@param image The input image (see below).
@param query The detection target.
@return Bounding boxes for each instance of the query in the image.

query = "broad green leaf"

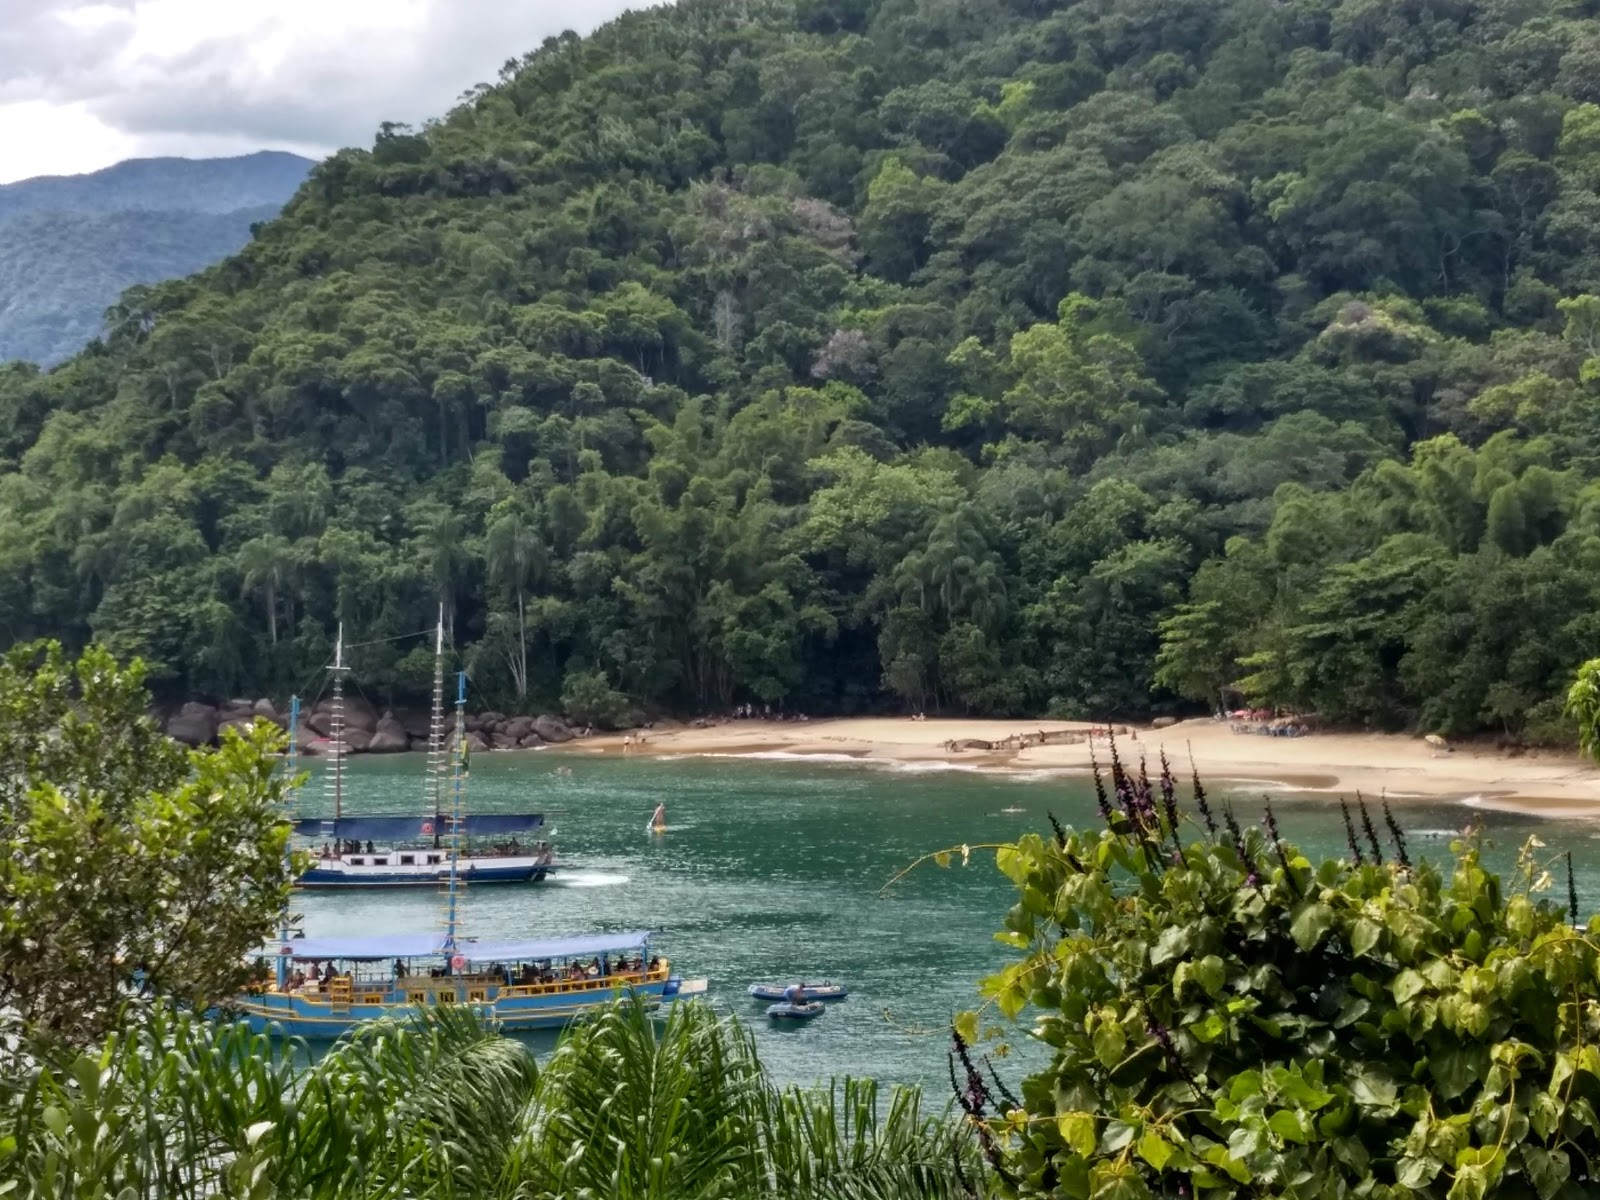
[1350,917,1381,957]
[1059,1111,1097,1157]
[1137,1131,1175,1170]
[953,1010,979,1047]
[1268,1109,1312,1143]
[1289,902,1335,951]
[1092,1019,1126,1068]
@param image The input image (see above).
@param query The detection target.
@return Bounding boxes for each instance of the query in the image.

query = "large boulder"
[478,711,507,732]
[342,697,379,733]
[167,702,219,747]
[1151,716,1180,730]
[343,728,374,753]
[305,737,351,757]
[519,734,546,749]
[491,732,520,750]
[307,711,336,737]
[219,716,259,740]
[252,698,277,719]
[534,715,573,744]
[465,714,487,734]
[368,713,409,753]
[466,731,492,753]
[400,709,432,739]
[503,715,536,741]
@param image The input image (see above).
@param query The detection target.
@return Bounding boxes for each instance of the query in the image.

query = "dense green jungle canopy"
[5,0,1600,736]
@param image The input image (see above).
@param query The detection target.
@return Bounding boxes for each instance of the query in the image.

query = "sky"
[0,0,647,184]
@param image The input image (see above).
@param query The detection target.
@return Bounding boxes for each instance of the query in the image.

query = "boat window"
[362,994,382,1004]
[399,855,414,865]
[468,989,487,1002]
[350,858,364,866]
[408,991,426,1005]
[427,855,441,865]
[373,858,388,866]
[435,991,455,1004]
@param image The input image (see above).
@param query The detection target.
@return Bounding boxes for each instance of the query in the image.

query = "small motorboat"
[748,981,848,1002]
[767,1001,825,1021]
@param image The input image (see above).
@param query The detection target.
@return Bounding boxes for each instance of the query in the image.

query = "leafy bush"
[560,668,634,729]
[962,748,1597,1200]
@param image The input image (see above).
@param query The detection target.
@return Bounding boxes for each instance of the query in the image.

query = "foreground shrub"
[964,750,1597,1200]
[0,998,982,1199]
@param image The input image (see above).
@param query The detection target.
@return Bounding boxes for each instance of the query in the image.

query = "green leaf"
[1137,1132,1175,1170]
[1093,1019,1127,1068]
[933,850,952,868]
[996,844,1027,884]
[1268,1109,1312,1143]
[1430,1047,1474,1100]
[1059,1111,1098,1157]
[1151,925,1191,966]
[1350,1069,1398,1111]
[1350,917,1381,957]
[1089,1161,1151,1200]
[953,1010,979,1048]
[1289,902,1335,951]
[1396,1156,1442,1188]
[1100,1118,1137,1153]
[1192,954,1226,996]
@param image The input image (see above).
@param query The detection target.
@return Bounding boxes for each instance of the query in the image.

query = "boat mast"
[444,668,467,971]
[325,625,347,822]
[277,694,301,992]
[425,606,448,848]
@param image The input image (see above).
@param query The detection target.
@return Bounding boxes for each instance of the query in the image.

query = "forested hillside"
[0,153,311,364]
[5,0,1600,737]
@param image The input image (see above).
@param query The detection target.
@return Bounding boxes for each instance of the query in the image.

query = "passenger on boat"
[648,955,661,974]
[393,958,406,978]
[365,840,375,854]
[321,841,333,858]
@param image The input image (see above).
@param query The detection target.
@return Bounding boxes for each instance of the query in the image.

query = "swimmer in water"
[649,802,667,832]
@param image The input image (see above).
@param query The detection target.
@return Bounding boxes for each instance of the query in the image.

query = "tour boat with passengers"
[291,617,551,888]
[234,666,705,1037]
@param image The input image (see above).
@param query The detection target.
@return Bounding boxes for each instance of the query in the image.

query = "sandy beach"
[575,717,1600,818]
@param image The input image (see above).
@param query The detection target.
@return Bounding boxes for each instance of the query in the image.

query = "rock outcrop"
[368,713,409,753]
[533,715,573,743]
[167,702,219,747]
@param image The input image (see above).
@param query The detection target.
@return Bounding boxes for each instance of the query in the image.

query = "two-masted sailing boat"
[237,670,705,1036]
[292,616,553,888]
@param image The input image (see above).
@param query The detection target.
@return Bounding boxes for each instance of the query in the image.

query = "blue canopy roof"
[456,931,652,962]
[263,933,447,961]
[291,813,543,840]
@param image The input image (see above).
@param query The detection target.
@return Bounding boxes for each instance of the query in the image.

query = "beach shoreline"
[566,716,1600,818]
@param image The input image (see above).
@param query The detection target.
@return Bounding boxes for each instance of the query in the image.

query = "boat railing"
[497,964,669,998]
[265,963,670,1002]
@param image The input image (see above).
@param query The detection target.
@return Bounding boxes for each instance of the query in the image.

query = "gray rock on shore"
[368,712,409,753]
[534,715,573,743]
[167,702,219,747]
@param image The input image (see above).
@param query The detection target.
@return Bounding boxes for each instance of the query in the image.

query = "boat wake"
[553,870,630,889]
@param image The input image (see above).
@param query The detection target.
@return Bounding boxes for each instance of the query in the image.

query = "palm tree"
[237,534,296,644]
[0,999,984,1199]
[485,505,545,700]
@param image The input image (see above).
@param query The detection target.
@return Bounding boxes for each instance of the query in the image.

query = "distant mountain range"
[0,151,313,366]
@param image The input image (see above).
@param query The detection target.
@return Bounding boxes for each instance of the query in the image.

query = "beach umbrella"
[1425,733,1447,748]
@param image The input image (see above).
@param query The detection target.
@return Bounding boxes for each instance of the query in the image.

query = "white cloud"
[0,0,649,183]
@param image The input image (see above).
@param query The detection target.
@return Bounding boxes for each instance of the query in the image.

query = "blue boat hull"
[232,976,694,1037]
[297,862,549,888]
[748,983,847,1002]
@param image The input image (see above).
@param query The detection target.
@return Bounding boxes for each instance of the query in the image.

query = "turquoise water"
[291,752,1600,1091]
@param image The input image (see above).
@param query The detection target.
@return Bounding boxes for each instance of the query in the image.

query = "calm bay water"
[292,751,1600,1091]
